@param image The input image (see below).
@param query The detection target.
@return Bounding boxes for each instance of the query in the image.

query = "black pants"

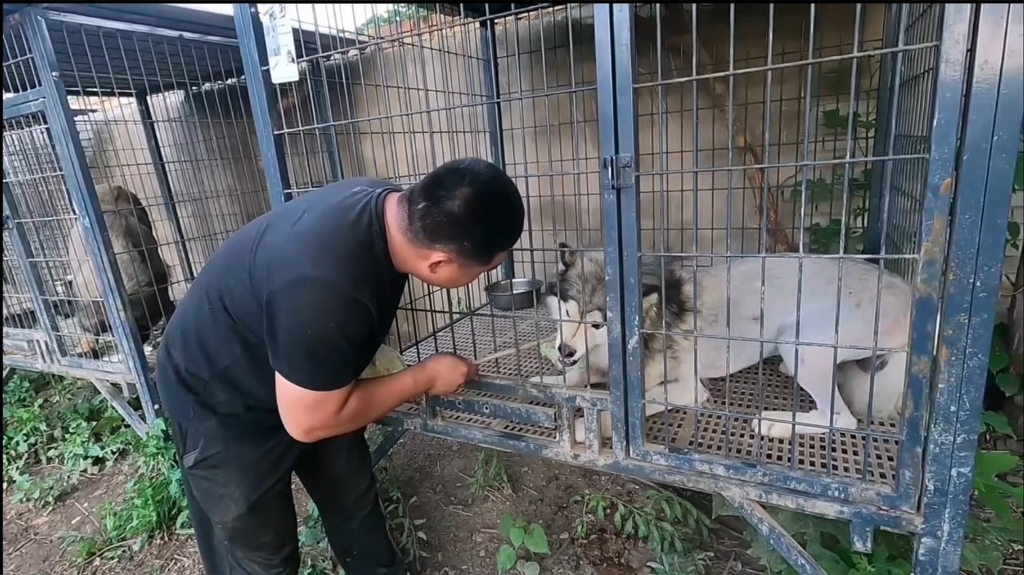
[166,415,407,575]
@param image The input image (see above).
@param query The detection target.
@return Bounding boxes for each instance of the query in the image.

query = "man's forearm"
[312,367,427,440]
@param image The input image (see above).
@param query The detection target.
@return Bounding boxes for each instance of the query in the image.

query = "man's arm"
[275,369,427,443]
[264,278,430,443]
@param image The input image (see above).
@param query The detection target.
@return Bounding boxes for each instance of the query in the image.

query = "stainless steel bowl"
[485,277,544,311]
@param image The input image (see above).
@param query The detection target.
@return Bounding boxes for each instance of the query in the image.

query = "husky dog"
[532,242,912,442]
[61,183,175,357]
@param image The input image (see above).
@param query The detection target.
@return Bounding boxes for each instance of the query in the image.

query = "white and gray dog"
[531,242,912,442]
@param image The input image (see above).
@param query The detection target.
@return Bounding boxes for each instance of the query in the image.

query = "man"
[154,157,525,575]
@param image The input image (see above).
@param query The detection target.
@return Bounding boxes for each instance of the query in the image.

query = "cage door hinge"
[602,154,634,190]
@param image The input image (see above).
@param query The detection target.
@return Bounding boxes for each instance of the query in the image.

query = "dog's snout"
[557,343,575,359]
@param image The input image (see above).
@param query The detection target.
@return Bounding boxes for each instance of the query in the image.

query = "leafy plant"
[296,505,339,575]
[470,448,513,498]
[962,449,1024,573]
[376,463,429,569]
[646,549,714,575]
[725,503,914,575]
[572,488,710,555]
[496,512,550,575]
[784,57,882,255]
[65,418,190,563]
[3,370,135,506]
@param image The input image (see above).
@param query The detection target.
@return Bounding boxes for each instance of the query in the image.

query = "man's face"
[415,251,506,289]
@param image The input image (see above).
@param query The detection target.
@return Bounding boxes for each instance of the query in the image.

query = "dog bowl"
[485,277,544,311]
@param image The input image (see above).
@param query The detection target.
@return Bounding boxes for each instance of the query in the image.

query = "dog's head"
[545,243,675,368]
[543,242,608,368]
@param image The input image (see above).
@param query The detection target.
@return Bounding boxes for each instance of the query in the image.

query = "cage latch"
[602,154,634,190]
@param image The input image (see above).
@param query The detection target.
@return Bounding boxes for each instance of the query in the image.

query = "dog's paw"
[752,410,858,438]
[752,411,801,439]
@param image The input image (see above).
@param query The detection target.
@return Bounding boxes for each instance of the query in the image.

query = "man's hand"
[418,353,477,395]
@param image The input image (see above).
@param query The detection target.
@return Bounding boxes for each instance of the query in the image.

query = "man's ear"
[427,252,455,274]
[557,242,577,269]
[641,282,661,308]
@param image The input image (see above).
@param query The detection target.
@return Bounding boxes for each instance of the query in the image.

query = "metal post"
[862,5,900,259]
[480,18,513,280]
[234,3,291,208]
[23,7,158,430]
[312,60,343,183]
[136,95,196,283]
[895,3,973,511]
[915,4,1023,573]
[609,4,643,460]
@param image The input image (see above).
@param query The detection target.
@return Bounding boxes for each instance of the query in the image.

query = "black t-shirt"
[155,179,409,437]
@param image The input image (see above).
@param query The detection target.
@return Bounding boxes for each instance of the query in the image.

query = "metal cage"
[233,3,1022,575]
[1,5,282,434]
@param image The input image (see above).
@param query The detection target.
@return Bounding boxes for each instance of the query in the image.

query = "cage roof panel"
[2,4,359,97]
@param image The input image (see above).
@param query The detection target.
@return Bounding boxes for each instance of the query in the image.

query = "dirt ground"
[3,432,765,575]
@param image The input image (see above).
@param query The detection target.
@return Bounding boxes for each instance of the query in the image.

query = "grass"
[2,369,429,573]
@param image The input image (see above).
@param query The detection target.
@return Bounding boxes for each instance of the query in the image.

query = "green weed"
[496,512,551,575]
[470,448,513,498]
[3,370,135,506]
[572,488,710,556]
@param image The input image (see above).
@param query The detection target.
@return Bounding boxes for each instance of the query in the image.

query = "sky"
[170,3,397,35]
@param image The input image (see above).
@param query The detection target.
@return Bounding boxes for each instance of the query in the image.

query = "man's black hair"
[403,157,525,266]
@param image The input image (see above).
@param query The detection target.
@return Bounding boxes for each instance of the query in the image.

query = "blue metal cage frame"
[230,3,1023,575]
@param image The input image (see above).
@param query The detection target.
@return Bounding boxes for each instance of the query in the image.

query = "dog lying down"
[531,243,913,443]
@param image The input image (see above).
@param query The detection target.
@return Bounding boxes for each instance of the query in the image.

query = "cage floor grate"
[399,305,901,489]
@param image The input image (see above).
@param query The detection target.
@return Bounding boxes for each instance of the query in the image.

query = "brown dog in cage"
[535,243,913,443]
[60,183,175,359]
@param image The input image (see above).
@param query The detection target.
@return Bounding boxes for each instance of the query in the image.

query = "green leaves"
[572,488,709,557]
[973,451,1024,523]
[495,513,550,574]
[497,544,517,573]
[523,524,550,555]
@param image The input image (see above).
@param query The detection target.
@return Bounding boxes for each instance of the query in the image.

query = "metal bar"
[629,446,906,510]
[233,3,291,208]
[0,355,135,384]
[135,95,196,283]
[467,378,611,409]
[595,4,629,460]
[863,4,901,258]
[311,59,343,183]
[38,9,240,47]
[89,377,149,436]
[378,413,923,535]
[23,7,159,433]
[371,425,407,468]
[3,171,66,360]
[610,4,644,459]
[915,4,1024,573]
[1,87,47,119]
[727,497,829,575]
[479,19,513,280]
[433,395,557,428]
[896,2,974,510]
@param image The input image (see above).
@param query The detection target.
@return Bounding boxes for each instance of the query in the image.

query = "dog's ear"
[641,282,661,308]
[556,242,577,269]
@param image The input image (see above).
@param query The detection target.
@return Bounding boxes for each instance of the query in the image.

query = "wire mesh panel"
[2,6,272,433]
[244,3,620,451]
[613,3,951,510]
